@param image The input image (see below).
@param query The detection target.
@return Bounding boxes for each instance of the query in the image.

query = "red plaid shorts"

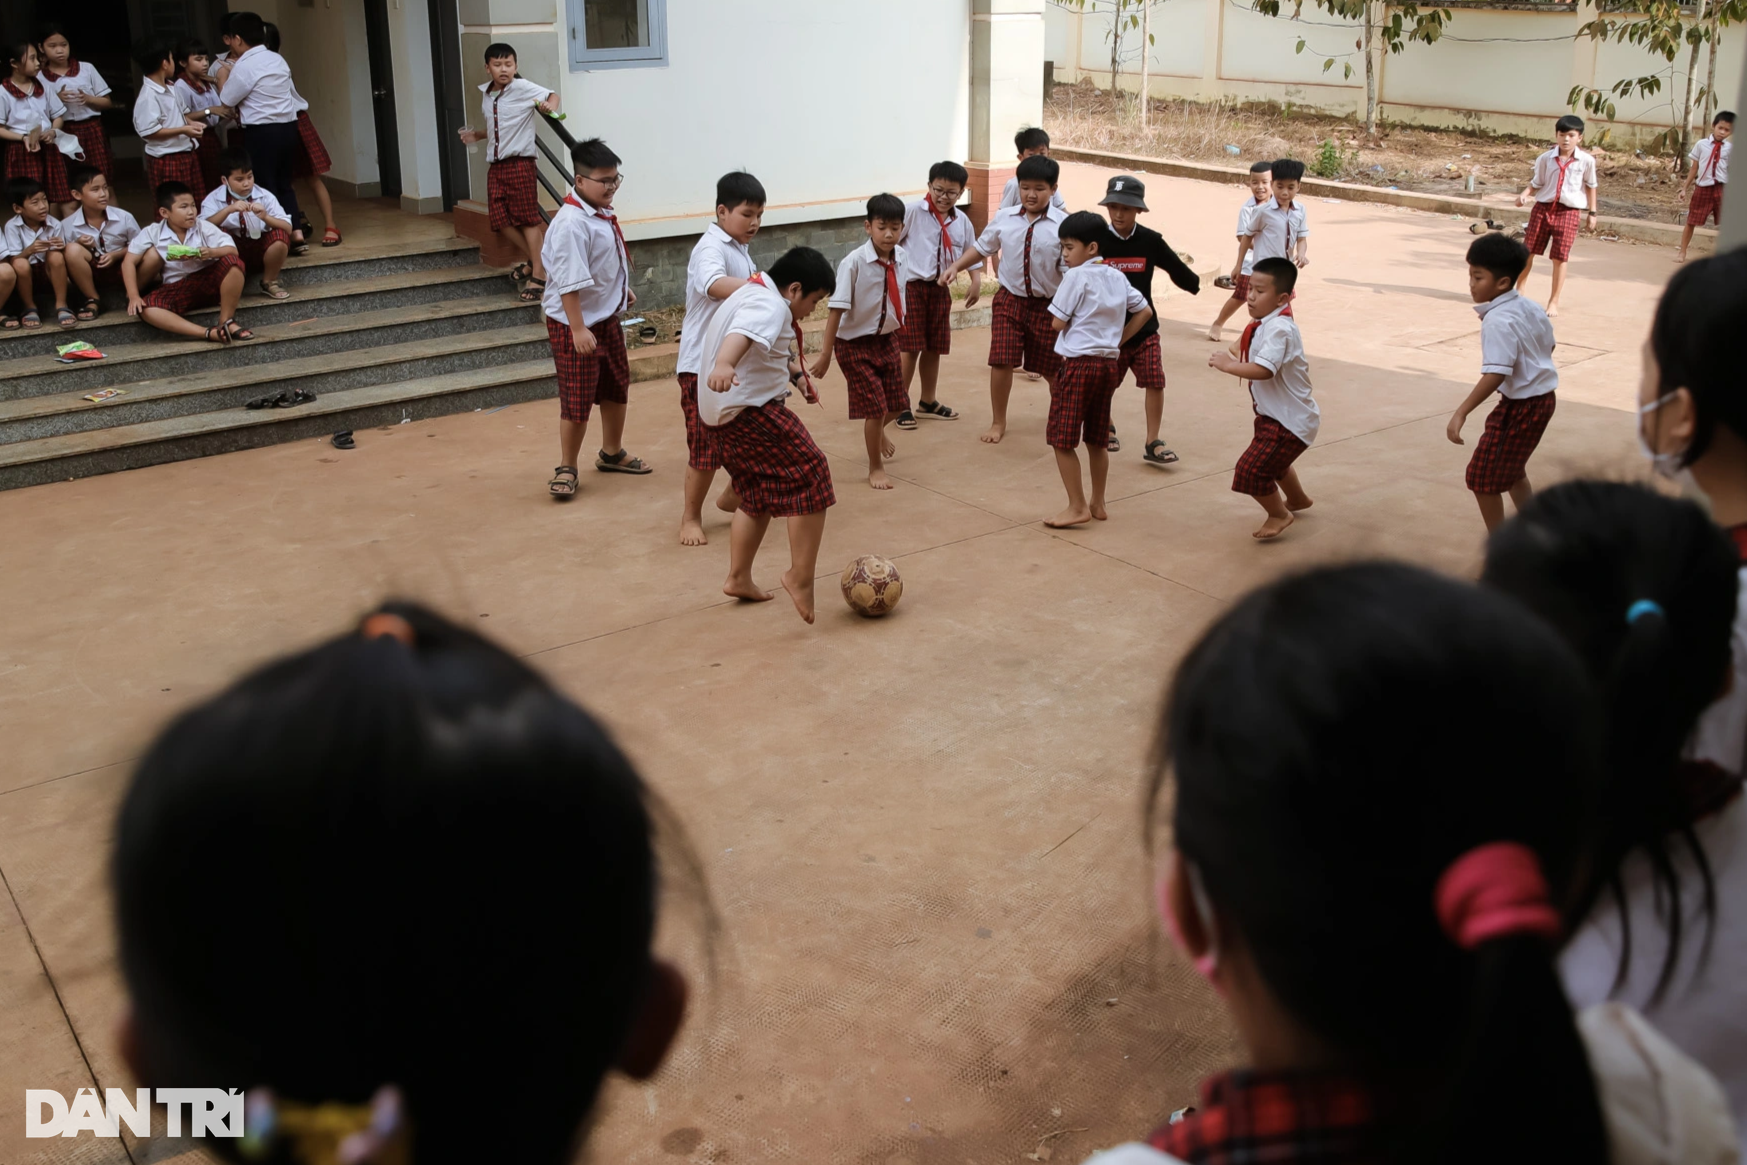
[1117,332,1166,389]
[67,119,113,181]
[5,141,71,202]
[143,150,204,198]
[1232,412,1309,495]
[1524,201,1581,262]
[677,373,721,473]
[547,315,629,423]
[1466,391,1555,494]
[708,398,836,517]
[141,254,243,313]
[988,288,1062,378]
[233,228,291,273]
[489,157,543,230]
[195,131,223,192]
[292,111,332,177]
[1688,183,1725,227]
[1047,356,1121,450]
[1226,273,1251,303]
[838,332,908,419]
[898,277,952,354]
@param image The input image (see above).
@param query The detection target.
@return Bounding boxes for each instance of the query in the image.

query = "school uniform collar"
[143,75,170,94]
[43,60,80,81]
[704,223,746,250]
[1264,196,1299,213]
[478,78,517,93]
[1473,288,1520,320]
[997,202,1067,224]
[853,239,900,265]
[1112,224,1138,240]
[236,44,264,61]
[1258,302,1292,324]
[78,206,125,228]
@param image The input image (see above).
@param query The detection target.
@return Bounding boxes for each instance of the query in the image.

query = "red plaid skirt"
[141,254,243,313]
[1232,412,1309,495]
[897,277,952,354]
[67,119,113,181]
[488,157,543,230]
[233,228,291,273]
[143,150,204,197]
[677,373,721,473]
[4,141,71,202]
[1688,182,1725,227]
[707,398,836,517]
[195,131,224,193]
[1117,332,1166,389]
[838,332,908,419]
[1466,391,1555,494]
[988,288,1062,378]
[547,315,630,424]
[1524,201,1581,262]
[1047,356,1121,449]
[1226,273,1252,303]
[291,111,332,178]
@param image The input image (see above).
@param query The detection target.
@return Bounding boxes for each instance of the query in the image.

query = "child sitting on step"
[124,180,248,344]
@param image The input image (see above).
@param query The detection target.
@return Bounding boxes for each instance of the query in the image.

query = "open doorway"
[362,0,401,201]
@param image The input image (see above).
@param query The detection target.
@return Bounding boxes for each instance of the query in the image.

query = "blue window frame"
[567,0,669,70]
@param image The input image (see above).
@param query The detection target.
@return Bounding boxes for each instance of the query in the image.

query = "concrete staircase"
[0,238,555,490]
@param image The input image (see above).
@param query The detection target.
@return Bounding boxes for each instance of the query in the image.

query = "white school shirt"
[133,78,194,156]
[900,197,979,282]
[200,183,289,238]
[55,205,140,255]
[0,79,65,137]
[1,214,60,265]
[677,224,756,377]
[697,277,797,426]
[218,45,299,126]
[478,77,552,163]
[999,176,1067,212]
[1692,137,1731,186]
[1246,197,1308,264]
[829,241,909,340]
[39,62,110,123]
[1245,307,1319,444]
[1474,289,1557,401]
[1530,147,1599,208]
[1049,259,1147,359]
[1235,195,1262,275]
[127,218,234,284]
[540,195,630,328]
[973,204,1068,299]
[174,76,228,130]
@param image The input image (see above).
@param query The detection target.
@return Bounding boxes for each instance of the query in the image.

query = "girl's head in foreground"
[113,603,687,1165]
[1639,248,1747,485]
[1151,563,1606,1162]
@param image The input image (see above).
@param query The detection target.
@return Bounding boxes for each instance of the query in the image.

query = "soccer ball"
[841,554,903,618]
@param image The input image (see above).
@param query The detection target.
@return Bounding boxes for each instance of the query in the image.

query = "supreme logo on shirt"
[1104,257,1147,273]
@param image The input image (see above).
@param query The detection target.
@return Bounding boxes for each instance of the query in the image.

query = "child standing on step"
[173,40,230,195]
[1206,161,1271,343]
[261,23,342,252]
[1517,115,1598,317]
[57,164,138,321]
[895,161,979,429]
[201,146,292,300]
[3,176,71,329]
[37,26,114,210]
[460,42,557,305]
[1678,110,1732,262]
[132,41,206,195]
[124,180,246,344]
[0,38,71,211]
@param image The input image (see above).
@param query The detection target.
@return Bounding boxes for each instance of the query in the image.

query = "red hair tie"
[1434,841,1561,949]
[359,612,416,648]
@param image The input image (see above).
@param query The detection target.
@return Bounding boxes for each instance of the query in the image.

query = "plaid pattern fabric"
[488,157,543,230]
[195,131,224,193]
[897,277,952,354]
[1146,1070,1376,1165]
[5,141,71,202]
[708,398,836,517]
[677,373,722,473]
[1688,182,1725,227]
[839,333,908,419]
[988,288,1062,378]
[1225,273,1251,304]
[291,111,332,178]
[1466,390,1556,494]
[1047,356,1121,450]
[233,228,292,273]
[67,119,113,181]
[141,254,242,313]
[1524,201,1581,262]
[143,150,204,196]
[1118,332,1167,389]
[546,315,631,424]
[1232,412,1309,495]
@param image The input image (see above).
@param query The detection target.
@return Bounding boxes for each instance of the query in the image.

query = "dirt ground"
[1046,79,1701,222]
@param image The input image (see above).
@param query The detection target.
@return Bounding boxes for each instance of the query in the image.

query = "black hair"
[1271,157,1306,183]
[1153,562,1607,1164]
[218,147,254,177]
[484,41,517,63]
[571,137,621,174]
[1465,232,1530,283]
[1014,126,1050,154]
[262,21,281,54]
[6,34,37,69]
[1248,159,1274,174]
[716,170,765,210]
[7,176,44,208]
[1651,248,1747,467]
[1483,481,1738,1002]
[115,602,673,1165]
[66,163,103,193]
[928,160,969,188]
[218,11,244,36]
[1715,109,1736,126]
[766,246,835,297]
[155,181,194,211]
[1251,255,1298,294]
[132,39,173,76]
[37,23,70,47]
[1014,154,1061,187]
[173,37,211,67]
[1556,114,1585,135]
[230,12,267,47]
[865,193,906,223]
[1057,209,1113,250]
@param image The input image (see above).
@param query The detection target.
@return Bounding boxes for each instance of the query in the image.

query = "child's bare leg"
[1678,222,1696,260]
[1474,491,1506,532]
[12,258,38,315]
[1280,465,1313,511]
[559,417,588,469]
[1252,487,1294,539]
[1144,386,1164,446]
[681,466,716,545]
[1518,254,1535,296]
[1507,475,1533,514]
[306,176,337,235]
[917,352,942,405]
[219,265,245,322]
[523,222,548,281]
[715,484,740,512]
[45,251,69,311]
[779,510,827,624]
[262,239,288,283]
[725,509,775,603]
[137,248,164,291]
[864,414,893,490]
[141,306,218,338]
[500,223,531,270]
[984,366,1014,444]
[1208,295,1245,341]
[1046,446,1092,528]
[1547,259,1567,316]
[1087,443,1110,520]
[64,243,97,305]
[0,264,16,316]
[598,401,626,457]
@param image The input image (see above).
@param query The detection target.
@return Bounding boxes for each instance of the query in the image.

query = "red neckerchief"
[1239,299,1294,362]
[748,273,816,403]
[874,251,904,330]
[1702,138,1723,183]
[1549,150,1577,204]
[927,202,957,269]
[1147,1070,1377,1165]
[43,60,80,82]
[563,192,634,309]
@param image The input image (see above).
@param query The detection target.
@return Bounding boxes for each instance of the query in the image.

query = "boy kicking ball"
[1207,257,1318,540]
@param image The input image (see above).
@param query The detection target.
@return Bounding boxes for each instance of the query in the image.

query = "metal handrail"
[529,110,579,225]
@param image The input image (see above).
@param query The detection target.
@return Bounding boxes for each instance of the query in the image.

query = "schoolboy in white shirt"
[200,146,293,299]
[216,13,304,232]
[998,127,1067,212]
[124,180,247,344]
[1516,114,1599,316]
[1679,111,1733,262]
[1208,161,1272,342]
[57,164,138,320]
[1446,233,1558,532]
[459,42,558,304]
[896,161,981,428]
[1208,257,1319,541]
[1247,158,1310,271]
[133,42,204,194]
[174,40,230,193]
[3,176,70,328]
[1044,211,1151,530]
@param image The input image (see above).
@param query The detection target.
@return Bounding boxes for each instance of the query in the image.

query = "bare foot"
[1022,370,1042,382]
[1090,501,1108,521]
[1285,494,1314,513]
[882,436,896,459]
[1253,513,1296,540]
[780,567,816,624]
[1205,326,1222,342]
[1045,505,1093,528]
[723,575,773,602]
[980,423,1006,445]
[680,518,708,546]
[1676,252,1689,263]
[1545,303,1560,318]
[715,488,741,514]
[868,468,895,490]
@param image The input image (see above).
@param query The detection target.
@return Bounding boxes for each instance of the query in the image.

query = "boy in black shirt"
[1097,175,1199,464]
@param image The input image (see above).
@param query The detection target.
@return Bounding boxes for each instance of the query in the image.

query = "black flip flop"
[332,431,355,449]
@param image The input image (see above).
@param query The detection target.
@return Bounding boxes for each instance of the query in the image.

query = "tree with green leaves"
[1055,0,1159,101]
[1255,0,1454,139]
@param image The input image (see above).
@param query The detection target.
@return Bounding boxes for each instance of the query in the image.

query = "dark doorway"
[427,0,468,211]
[362,0,401,200]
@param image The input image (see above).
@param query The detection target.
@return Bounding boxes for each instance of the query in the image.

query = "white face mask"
[1637,393,1688,481]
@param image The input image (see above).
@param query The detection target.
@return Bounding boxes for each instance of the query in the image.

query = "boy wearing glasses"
[540,137,649,499]
[894,161,981,428]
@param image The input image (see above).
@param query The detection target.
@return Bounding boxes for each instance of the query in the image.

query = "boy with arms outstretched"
[1678,110,1732,262]
[1517,115,1598,316]
[460,43,558,304]
[895,161,980,428]
[1207,161,1271,342]
[700,247,837,624]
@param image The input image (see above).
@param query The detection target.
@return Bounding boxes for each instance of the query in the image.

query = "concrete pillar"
[967,0,1045,231]
[1721,61,1747,250]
